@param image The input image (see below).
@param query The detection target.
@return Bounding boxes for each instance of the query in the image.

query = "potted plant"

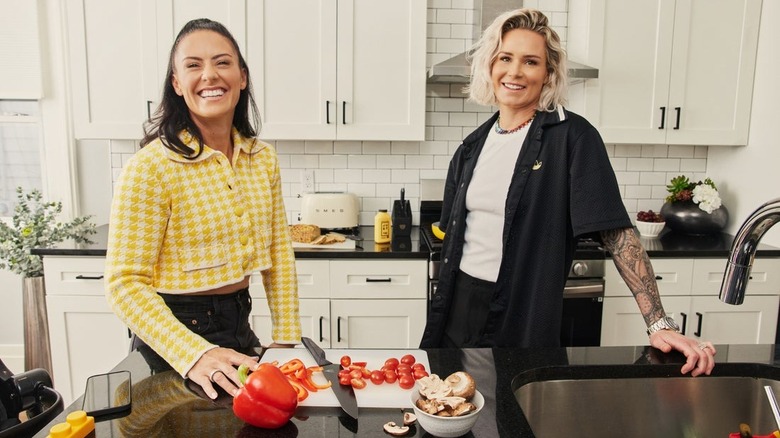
[0,187,97,372]
[660,175,729,235]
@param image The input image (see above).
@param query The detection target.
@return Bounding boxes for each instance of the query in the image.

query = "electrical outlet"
[301,170,315,193]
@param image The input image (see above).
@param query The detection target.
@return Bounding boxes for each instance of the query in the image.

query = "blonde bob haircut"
[466,8,568,112]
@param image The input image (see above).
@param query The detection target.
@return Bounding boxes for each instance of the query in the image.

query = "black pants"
[443,270,496,347]
[131,288,261,357]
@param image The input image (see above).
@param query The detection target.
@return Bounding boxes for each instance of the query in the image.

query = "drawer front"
[694,258,780,296]
[330,260,427,299]
[250,260,330,299]
[605,258,694,297]
[43,256,107,296]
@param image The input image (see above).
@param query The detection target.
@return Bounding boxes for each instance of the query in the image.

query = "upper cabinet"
[246,0,426,141]
[570,0,762,145]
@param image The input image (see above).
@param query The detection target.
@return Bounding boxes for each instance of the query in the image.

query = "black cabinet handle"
[342,101,346,124]
[76,274,104,280]
[337,317,342,343]
[366,278,392,283]
[674,107,681,129]
[658,107,666,129]
[694,312,703,337]
[326,101,331,124]
[680,312,688,335]
[147,100,153,120]
[655,275,663,280]
[318,316,324,342]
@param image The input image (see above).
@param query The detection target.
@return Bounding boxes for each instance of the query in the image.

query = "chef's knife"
[301,337,358,419]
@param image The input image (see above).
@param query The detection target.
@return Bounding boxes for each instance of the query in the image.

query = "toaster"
[300,193,359,230]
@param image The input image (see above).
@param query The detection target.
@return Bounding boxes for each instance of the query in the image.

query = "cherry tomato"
[412,363,426,372]
[339,374,351,386]
[397,363,412,375]
[413,368,429,379]
[361,368,372,379]
[384,370,398,384]
[350,378,367,389]
[349,369,363,380]
[400,354,416,365]
[370,370,385,385]
[352,361,368,368]
[338,369,350,378]
[384,358,399,370]
[340,355,351,368]
[398,374,415,390]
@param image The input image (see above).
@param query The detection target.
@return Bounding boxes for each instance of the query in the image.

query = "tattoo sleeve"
[600,227,666,326]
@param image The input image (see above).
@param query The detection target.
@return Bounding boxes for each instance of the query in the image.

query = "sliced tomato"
[352,361,368,368]
[349,369,363,380]
[400,354,416,365]
[339,374,351,386]
[350,378,367,389]
[338,369,350,379]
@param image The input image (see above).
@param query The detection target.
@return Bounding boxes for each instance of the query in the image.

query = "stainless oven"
[419,201,607,347]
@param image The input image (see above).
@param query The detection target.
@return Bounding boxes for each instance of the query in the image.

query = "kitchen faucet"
[720,198,780,304]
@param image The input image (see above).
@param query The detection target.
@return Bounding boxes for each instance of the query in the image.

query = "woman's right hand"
[187,347,260,399]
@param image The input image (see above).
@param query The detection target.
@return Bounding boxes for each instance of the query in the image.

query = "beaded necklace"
[494,112,537,135]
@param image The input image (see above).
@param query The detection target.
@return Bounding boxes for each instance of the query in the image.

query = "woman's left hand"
[649,330,716,376]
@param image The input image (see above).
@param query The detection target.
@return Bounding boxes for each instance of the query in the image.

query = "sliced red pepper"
[287,378,309,402]
[232,363,297,429]
[307,367,332,390]
[279,359,305,375]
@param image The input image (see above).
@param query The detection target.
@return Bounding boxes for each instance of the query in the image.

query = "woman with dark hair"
[420,9,716,377]
[105,18,301,399]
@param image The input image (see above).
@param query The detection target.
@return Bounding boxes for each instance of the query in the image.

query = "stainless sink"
[513,363,780,437]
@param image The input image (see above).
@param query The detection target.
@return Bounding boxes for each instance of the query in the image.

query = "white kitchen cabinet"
[66,0,247,139]
[572,0,761,145]
[43,256,130,405]
[249,258,428,348]
[246,0,426,141]
[601,257,780,346]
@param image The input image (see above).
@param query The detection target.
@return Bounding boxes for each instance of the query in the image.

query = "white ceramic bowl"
[636,220,666,238]
[410,388,484,438]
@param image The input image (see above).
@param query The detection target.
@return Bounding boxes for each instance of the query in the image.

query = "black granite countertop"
[32,224,780,260]
[31,344,780,437]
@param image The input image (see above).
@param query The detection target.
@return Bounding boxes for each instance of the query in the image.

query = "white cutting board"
[291,240,356,250]
[260,347,429,408]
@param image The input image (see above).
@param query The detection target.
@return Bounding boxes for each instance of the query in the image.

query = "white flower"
[692,184,722,214]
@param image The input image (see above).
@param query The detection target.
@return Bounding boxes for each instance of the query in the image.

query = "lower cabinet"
[601,258,780,346]
[44,256,129,405]
[249,258,428,349]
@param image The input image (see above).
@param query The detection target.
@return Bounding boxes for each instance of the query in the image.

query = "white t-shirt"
[459,122,531,282]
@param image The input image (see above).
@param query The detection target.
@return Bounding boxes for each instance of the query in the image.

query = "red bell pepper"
[232,363,298,429]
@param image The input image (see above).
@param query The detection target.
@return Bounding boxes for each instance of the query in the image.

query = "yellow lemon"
[431,222,445,240]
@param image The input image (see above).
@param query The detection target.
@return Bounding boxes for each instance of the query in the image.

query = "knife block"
[391,200,412,238]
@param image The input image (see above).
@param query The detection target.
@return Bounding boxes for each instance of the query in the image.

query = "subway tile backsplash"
[108,0,711,227]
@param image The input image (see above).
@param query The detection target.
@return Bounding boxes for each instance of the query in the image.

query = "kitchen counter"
[31,344,780,437]
[636,227,780,258]
[31,225,429,259]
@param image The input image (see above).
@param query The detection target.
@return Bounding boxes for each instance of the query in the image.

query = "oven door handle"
[563,281,605,299]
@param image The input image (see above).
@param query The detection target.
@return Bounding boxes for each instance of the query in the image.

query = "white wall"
[0,269,24,372]
[707,0,780,248]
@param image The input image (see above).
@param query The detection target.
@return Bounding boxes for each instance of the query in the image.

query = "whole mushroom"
[445,372,476,400]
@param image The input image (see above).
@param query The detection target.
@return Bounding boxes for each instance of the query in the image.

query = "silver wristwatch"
[646,316,680,336]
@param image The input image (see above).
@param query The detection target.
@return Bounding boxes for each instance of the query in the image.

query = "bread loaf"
[290,224,321,243]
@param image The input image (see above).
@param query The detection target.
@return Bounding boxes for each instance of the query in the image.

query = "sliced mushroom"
[416,398,440,415]
[445,371,476,400]
[417,374,452,400]
[402,412,417,426]
[437,396,467,409]
[451,402,477,417]
[383,422,410,436]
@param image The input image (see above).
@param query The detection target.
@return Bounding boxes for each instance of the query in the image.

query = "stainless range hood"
[427,0,598,83]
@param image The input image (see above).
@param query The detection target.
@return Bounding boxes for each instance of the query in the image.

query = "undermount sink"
[513,363,780,437]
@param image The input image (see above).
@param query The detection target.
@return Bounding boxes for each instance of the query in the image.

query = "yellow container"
[374,209,391,243]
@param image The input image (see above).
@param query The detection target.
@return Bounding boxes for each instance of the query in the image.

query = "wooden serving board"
[260,347,429,408]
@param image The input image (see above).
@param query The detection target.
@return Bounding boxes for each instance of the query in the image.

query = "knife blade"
[301,337,359,419]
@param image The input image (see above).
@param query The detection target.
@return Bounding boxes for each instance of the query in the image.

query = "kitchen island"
[31,344,780,437]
